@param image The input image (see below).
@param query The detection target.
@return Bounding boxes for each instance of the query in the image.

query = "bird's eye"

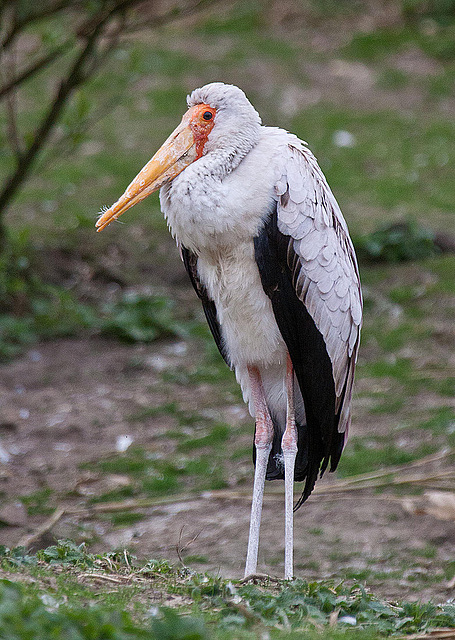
[203,111,213,120]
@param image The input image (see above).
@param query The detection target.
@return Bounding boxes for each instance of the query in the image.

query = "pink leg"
[282,355,298,579]
[244,365,274,578]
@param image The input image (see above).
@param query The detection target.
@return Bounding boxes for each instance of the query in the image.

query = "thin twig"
[0,12,106,216]
[2,41,22,156]
[176,525,203,565]
[0,0,223,220]
[313,449,452,490]
[0,0,77,50]
[402,630,455,640]
[17,507,65,549]
[77,572,129,583]
[0,43,72,100]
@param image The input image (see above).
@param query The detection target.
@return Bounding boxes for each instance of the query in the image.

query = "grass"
[19,489,55,516]
[0,541,454,639]
[337,438,437,478]
[86,440,231,501]
[1,1,455,634]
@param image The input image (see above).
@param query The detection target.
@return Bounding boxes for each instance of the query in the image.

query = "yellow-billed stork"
[96,82,362,579]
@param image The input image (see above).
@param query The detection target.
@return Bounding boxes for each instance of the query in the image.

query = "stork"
[96,82,362,579]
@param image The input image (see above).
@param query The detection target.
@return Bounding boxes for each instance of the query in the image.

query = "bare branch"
[17,507,65,549]
[0,0,225,234]
[1,41,23,157]
[1,0,79,50]
[0,42,72,100]
[176,525,203,566]
[0,17,107,217]
[123,0,221,34]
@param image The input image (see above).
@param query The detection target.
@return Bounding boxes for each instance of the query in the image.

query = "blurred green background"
[1,0,454,352]
[0,0,454,613]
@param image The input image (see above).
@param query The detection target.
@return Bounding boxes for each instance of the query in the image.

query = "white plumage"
[96,82,362,579]
[161,85,361,435]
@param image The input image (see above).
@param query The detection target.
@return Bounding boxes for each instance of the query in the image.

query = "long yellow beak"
[96,113,196,232]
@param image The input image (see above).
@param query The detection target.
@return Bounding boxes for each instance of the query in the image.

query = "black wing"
[254,210,345,507]
[180,244,230,367]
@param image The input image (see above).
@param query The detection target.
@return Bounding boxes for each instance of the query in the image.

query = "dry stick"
[3,44,22,156]
[403,631,455,640]
[64,475,455,518]
[311,449,453,491]
[60,451,454,517]
[77,572,128,583]
[17,507,65,549]
[313,469,455,495]
[176,525,204,565]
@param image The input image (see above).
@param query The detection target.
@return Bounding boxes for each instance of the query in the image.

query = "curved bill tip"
[95,116,196,232]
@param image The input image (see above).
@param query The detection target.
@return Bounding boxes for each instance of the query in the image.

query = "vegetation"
[1,541,455,639]
[1,1,455,638]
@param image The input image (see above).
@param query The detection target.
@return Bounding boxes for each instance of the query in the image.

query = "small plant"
[0,233,97,360]
[100,292,188,343]
[36,540,95,566]
[149,608,208,640]
[355,219,440,263]
[1,544,455,638]
[0,236,189,359]
[0,580,155,640]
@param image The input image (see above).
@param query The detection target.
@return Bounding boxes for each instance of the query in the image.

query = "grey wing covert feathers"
[276,143,362,435]
[254,141,362,506]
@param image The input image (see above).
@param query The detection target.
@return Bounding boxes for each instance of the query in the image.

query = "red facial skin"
[188,104,216,158]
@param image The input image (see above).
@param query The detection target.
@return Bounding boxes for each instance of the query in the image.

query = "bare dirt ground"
[1,1,454,606]
[0,337,454,603]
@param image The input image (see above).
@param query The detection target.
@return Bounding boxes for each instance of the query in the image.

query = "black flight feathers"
[254,210,345,509]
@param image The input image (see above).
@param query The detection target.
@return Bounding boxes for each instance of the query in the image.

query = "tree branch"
[0,0,79,50]
[123,0,220,34]
[0,0,224,236]
[0,0,146,222]
[1,41,23,157]
[0,21,105,218]
[0,43,72,100]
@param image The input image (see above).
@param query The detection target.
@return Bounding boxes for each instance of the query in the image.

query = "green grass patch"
[19,488,54,516]
[363,357,414,381]
[176,424,230,452]
[89,485,136,504]
[128,402,179,423]
[109,512,145,527]
[90,444,230,498]
[0,542,454,638]
[369,396,405,415]
[426,254,455,294]
[291,105,455,235]
[100,293,189,344]
[0,233,192,360]
[337,437,437,477]
[183,554,209,564]
[343,27,414,61]
[196,2,264,36]
[416,407,455,434]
